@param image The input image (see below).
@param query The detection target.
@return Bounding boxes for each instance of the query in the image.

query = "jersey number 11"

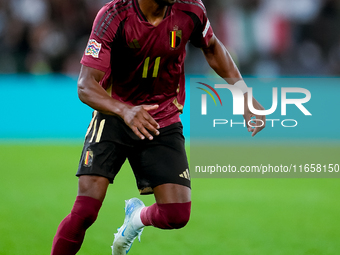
[142,57,161,78]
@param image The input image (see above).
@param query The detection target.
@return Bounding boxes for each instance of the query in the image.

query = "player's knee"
[159,202,191,229]
[71,196,102,228]
[80,207,99,228]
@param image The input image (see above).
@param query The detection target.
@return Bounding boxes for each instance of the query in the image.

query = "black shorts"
[76,111,190,195]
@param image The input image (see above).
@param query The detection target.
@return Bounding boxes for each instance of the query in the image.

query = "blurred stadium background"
[0,0,339,254]
[1,0,340,75]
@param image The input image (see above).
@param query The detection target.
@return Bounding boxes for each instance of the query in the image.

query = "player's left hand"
[243,93,266,137]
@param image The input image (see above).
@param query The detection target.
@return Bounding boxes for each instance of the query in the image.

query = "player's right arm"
[77,65,160,140]
[78,3,159,140]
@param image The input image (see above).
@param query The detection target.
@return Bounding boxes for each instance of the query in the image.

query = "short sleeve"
[189,6,214,48]
[81,4,121,73]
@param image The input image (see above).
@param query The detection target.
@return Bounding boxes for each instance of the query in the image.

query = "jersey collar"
[133,0,172,22]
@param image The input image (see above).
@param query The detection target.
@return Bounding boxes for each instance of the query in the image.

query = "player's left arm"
[202,34,266,137]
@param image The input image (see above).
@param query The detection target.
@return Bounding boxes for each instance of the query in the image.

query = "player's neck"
[138,0,168,27]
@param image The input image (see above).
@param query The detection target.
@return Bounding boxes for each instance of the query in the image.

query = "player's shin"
[51,196,102,255]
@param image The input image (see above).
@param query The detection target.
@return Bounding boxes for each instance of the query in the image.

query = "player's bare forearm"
[77,65,159,140]
[202,34,242,85]
[77,65,126,117]
[202,35,266,136]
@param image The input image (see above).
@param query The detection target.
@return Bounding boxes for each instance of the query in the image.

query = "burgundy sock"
[51,196,102,255]
[140,202,191,229]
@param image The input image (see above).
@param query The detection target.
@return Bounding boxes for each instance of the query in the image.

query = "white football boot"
[111,198,145,255]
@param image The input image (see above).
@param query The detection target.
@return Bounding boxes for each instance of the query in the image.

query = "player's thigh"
[77,111,133,201]
[128,122,191,195]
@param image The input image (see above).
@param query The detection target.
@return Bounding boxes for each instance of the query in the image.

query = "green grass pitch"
[0,144,339,255]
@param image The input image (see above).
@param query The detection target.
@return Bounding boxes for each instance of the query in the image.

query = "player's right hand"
[122,104,160,140]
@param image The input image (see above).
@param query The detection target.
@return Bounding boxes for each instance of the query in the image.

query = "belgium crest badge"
[170,26,182,49]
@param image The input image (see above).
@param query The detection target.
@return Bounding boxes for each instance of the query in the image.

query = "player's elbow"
[77,78,89,103]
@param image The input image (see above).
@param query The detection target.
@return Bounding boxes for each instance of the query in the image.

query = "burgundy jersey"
[81,0,213,127]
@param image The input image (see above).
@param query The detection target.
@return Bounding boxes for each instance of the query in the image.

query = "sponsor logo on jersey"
[170,30,182,49]
[128,39,141,49]
[84,149,93,167]
[85,39,102,58]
